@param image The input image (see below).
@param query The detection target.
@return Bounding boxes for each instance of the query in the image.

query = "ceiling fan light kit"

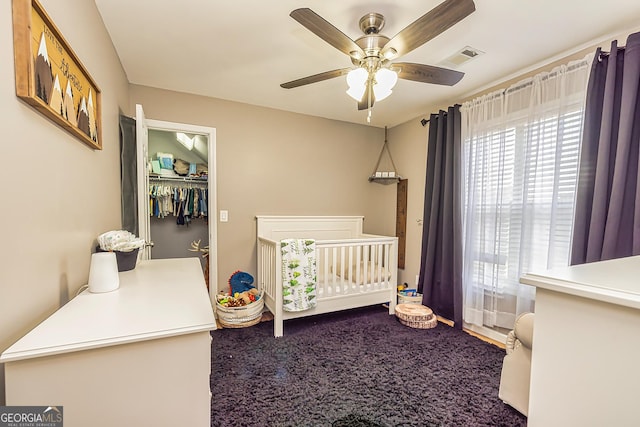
[373,68,398,101]
[346,67,398,102]
[346,68,368,100]
[281,0,476,119]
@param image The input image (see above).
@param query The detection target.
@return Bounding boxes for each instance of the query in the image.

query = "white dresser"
[520,255,640,427]
[1,257,217,427]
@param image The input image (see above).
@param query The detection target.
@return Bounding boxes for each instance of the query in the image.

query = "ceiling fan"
[281,0,476,111]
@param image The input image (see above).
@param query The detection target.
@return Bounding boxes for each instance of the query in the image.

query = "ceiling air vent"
[439,46,484,69]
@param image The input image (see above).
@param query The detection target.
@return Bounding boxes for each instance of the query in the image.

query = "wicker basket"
[398,292,423,305]
[216,290,265,328]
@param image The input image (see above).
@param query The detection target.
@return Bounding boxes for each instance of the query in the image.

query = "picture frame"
[12,0,102,150]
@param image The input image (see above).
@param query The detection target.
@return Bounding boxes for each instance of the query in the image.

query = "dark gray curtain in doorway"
[119,115,138,235]
[418,106,463,328]
[571,32,640,264]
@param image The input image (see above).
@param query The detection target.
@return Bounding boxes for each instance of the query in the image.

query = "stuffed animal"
[217,287,261,308]
[228,270,255,295]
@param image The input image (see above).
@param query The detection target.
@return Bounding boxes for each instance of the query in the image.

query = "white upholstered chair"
[498,312,534,416]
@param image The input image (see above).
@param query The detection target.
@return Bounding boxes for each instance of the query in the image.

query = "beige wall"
[129,85,396,292]
[386,121,432,288]
[0,0,129,403]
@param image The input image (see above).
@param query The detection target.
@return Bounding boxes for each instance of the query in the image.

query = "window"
[461,58,590,329]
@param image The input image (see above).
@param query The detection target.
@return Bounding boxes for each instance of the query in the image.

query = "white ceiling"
[94,0,640,128]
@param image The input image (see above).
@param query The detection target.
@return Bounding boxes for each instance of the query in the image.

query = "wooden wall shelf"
[368,176,402,184]
[369,126,401,184]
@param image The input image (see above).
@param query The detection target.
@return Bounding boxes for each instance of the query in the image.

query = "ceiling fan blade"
[381,0,475,60]
[281,68,350,89]
[394,62,464,86]
[290,8,365,59]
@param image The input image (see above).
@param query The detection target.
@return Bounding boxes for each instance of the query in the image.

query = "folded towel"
[281,239,317,312]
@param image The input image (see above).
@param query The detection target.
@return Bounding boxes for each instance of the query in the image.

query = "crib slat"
[323,246,330,296]
[332,246,337,291]
[355,245,361,290]
[345,244,349,285]
[375,244,384,289]
[364,244,371,292]
[338,245,343,293]
[383,242,390,287]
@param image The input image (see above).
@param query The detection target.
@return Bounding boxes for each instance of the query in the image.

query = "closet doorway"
[135,104,217,304]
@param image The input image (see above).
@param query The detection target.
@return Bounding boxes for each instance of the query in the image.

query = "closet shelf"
[149,175,207,183]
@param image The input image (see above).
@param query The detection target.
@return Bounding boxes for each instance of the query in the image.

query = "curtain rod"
[420,104,461,126]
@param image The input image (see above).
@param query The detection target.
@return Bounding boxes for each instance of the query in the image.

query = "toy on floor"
[216,271,260,308]
[228,270,254,294]
[216,288,260,307]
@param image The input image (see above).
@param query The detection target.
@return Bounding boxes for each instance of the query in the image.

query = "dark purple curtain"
[571,32,640,265]
[418,106,463,328]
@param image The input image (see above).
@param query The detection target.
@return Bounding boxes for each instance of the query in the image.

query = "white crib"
[256,216,398,337]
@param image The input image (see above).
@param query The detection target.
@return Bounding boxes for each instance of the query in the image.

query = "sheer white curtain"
[460,57,590,334]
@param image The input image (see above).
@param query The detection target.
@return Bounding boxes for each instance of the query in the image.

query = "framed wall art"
[12,0,102,150]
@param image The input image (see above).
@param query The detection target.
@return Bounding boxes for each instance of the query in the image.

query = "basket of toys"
[398,291,423,305]
[215,271,264,328]
[216,288,264,328]
[397,284,423,305]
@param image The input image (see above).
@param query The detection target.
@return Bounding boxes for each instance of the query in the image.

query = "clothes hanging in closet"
[149,183,208,226]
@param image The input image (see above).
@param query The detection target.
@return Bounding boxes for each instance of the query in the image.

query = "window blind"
[461,57,590,328]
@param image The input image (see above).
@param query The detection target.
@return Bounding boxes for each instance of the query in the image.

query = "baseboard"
[464,327,505,349]
[436,316,506,349]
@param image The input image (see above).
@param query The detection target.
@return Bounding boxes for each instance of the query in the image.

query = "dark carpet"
[210,305,527,427]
